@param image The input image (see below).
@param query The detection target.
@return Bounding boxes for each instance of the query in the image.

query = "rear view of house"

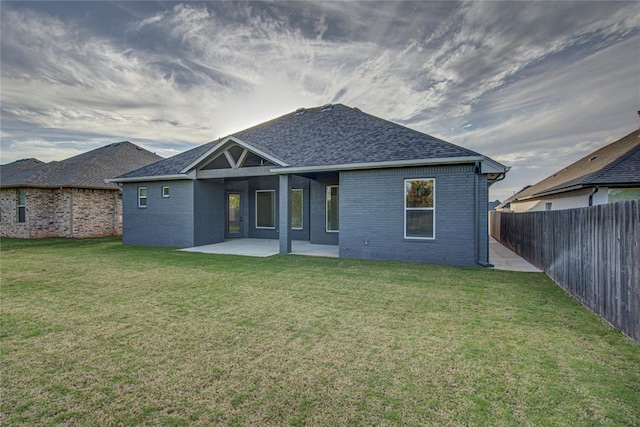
[113,104,508,267]
[0,142,163,238]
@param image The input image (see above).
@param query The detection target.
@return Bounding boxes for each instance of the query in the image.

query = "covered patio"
[179,239,339,258]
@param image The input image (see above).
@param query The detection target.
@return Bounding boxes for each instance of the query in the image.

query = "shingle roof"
[234,104,481,166]
[1,158,46,175]
[1,142,164,190]
[514,129,640,201]
[118,104,490,179]
[117,140,218,179]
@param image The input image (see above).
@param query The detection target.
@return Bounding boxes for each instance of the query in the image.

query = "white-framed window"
[17,189,26,223]
[404,178,435,239]
[326,185,339,232]
[255,190,275,229]
[162,186,170,198]
[138,187,147,208]
[291,189,303,230]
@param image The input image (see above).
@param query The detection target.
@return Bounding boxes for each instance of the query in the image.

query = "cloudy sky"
[1,1,639,200]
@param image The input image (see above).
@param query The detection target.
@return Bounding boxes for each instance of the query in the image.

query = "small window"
[545,202,552,211]
[162,186,170,198]
[326,185,339,232]
[17,189,26,223]
[138,187,147,208]
[291,189,303,230]
[404,179,435,239]
[256,190,275,229]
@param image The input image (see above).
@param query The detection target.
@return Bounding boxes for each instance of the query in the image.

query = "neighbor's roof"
[1,142,164,190]
[513,129,640,201]
[117,104,504,179]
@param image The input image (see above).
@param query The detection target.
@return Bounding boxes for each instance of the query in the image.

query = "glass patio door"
[227,192,242,238]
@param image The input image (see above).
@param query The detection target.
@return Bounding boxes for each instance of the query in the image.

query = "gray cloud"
[1,1,638,201]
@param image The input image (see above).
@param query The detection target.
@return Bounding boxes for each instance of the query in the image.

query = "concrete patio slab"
[489,237,541,272]
[180,237,536,270]
[179,239,338,258]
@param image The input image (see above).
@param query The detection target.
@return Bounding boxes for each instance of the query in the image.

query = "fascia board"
[106,173,194,183]
[270,156,486,174]
[481,158,508,174]
[179,136,288,173]
[513,184,587,201]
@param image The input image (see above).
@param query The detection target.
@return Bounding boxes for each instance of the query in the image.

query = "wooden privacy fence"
[489,200,640,343]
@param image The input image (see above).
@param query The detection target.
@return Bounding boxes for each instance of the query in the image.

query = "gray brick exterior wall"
[339,166,489,267]
[120,166,490,267]
[309,178,339,245]
[122,176,313,247]
[122,181,195,247]
[194,179,225,246]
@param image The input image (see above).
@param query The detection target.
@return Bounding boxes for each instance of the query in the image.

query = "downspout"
[588,186,599,206]
[475,161,494,267]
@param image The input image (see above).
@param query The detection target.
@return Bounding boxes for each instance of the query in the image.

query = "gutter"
[489,167,510,185]
[270,156,487,174]
[106,173,194,184]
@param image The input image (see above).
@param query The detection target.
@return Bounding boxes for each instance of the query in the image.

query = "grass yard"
[1,238,639,426]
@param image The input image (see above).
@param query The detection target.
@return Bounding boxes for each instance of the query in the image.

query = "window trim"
[162,186,170,198]
[138,186,147,208]
[326,185,339,233]
[255,189,276,229]
[290,188,303,230]
[17,189,26,223]
[404,178,435,240]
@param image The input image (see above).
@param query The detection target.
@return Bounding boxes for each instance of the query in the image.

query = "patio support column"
[278,174,292,254]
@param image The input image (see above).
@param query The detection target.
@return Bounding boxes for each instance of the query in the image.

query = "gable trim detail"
[179,136,288,174]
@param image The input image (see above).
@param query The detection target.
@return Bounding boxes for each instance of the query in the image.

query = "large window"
[291,189,303,230]
[17,189,26,223]
[256,190,275,229]
[404,179,435,239]
[138,187,147,208]
[326,185,339,232]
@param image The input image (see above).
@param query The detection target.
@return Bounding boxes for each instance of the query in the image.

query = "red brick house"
[0,142,163,238]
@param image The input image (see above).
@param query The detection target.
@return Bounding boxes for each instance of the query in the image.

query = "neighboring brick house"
[113,104,508,267]
[1,142,163,238]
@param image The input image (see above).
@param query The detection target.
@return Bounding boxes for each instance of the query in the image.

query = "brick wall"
[0,187,122,238]
[339,165,488,267]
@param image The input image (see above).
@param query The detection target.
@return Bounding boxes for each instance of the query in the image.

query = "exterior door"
[226,192,242,238]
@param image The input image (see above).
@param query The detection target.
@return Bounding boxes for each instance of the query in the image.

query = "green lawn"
[1,238,639,426]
